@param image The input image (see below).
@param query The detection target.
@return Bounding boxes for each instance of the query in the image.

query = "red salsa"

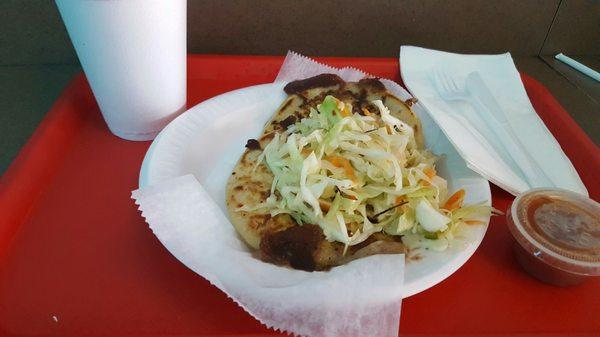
[507,188,600,286]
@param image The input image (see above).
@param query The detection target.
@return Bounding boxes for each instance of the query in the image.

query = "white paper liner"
[133,51,493,337]
[133,175,404,337]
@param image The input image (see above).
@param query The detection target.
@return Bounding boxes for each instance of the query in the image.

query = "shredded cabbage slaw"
[240,95,492,252]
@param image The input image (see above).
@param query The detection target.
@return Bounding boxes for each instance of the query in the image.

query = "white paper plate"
[139,82,491,298]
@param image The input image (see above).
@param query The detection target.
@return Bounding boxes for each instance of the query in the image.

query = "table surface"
[1,55,599,175]
[0,55,598,337]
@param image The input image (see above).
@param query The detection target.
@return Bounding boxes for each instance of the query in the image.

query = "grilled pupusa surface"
[226,74,423,271]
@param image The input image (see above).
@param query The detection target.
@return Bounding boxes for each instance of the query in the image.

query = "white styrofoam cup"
[56,0,187,141]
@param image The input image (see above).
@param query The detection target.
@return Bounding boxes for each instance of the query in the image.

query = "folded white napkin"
[400,46,588,196]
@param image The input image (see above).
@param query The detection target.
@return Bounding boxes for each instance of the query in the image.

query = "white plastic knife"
[465,72,553,188]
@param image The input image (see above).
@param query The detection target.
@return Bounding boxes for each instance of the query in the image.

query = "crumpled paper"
[133,175,404,337]
[132,52,411,337]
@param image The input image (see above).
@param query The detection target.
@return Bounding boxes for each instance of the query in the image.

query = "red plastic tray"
[1,55,599,337]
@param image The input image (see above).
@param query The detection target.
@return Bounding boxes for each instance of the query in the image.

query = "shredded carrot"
[395,195,407,204]
[361,107,372,116]
[335,100,351,116]
[443,189,465,211]
[423,167,436,179]
[319,200,331,212]
[325,156,355,180]
[341,105,352,117]
[464,220,486,225]
[346,194,357,200]
[420,180,431,187]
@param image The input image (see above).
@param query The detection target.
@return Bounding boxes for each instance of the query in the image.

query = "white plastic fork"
[431,69,552,188]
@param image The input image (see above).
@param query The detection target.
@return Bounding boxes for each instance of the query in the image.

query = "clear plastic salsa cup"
[506,188,600,286]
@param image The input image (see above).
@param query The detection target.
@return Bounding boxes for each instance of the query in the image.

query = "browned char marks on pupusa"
[245,138,261,150]
[283,74,345,94]
[358,77,387,92]
[260,224,325,271]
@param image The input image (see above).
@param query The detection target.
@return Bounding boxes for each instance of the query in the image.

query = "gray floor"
[0,56,598,174]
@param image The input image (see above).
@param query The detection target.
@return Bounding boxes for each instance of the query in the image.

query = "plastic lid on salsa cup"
[508,188,600,276]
